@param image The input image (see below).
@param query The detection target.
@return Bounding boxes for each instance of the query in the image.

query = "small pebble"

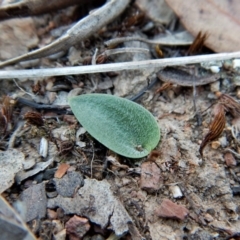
[155,199,188,220]
[224,152,237,167]
[169,185,183,198]
[210,66,220,73]
[65,215,90,239]
[211,141,221,149]
[210,81,220,93]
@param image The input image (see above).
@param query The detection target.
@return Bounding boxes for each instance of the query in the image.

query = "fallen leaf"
[165,0,240,52]
[135,0,175,25]
[199,103,226,156]
[0,18,38,60]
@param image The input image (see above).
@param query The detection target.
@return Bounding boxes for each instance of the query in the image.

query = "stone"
[140,161,162,193]
[224,152,237,167]
[48,179,133,237]
[65,215,90,239]
[20,182,47,222]
[0,149,23,193]
[155,199,188,220]
[54,171,83,197]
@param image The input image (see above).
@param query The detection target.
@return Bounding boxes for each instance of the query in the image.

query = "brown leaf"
[165,0,240,52]
[216,92,240,118]
[199,103,226,156]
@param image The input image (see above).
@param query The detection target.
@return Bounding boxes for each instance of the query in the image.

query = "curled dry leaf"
[199,103,226,156]
[216,92,240,118]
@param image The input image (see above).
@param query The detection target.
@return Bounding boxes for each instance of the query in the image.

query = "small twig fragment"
[199,103,226,156]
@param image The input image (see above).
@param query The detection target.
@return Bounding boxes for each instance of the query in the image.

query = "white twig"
[0,51,240,80]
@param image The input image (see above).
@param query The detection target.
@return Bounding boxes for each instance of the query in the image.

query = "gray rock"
[20,182,47,222]
[54,171,83,197]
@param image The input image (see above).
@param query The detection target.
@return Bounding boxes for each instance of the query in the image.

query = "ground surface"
[0,1,240,240]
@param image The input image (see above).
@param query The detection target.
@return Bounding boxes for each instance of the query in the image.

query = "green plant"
[69,94,160,158]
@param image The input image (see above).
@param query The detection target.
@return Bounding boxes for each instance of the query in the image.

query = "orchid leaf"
[69,94,160,158]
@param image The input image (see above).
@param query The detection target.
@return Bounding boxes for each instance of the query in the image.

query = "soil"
[0,1,240,240]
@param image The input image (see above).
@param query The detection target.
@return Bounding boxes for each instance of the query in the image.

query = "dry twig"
[0,51,240,80]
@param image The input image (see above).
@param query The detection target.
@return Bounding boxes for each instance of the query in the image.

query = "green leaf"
[69,94,160,158]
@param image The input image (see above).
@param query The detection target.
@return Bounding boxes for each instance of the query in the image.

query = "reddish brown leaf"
[165,0,240,52]
[199,103,226,156]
